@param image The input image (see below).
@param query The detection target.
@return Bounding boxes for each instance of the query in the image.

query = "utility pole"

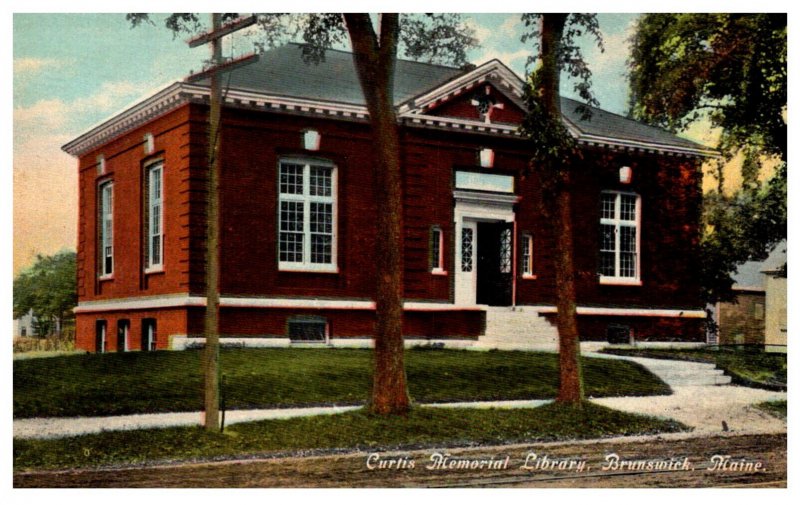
[187,13,257,431]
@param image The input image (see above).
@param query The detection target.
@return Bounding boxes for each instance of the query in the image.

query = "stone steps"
[478,307,559,348]
[591,354,733,387]
[477,310,733,387]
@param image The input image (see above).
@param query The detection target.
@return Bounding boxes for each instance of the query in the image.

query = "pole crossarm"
[186,53,260,83]
[187,15,257,48]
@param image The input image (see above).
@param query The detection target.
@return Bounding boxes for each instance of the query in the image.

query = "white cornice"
[62,82,189,157]
[62,74,716,159]
[400,114,519,136]
[561,116,719,158]
[62,82,372,157]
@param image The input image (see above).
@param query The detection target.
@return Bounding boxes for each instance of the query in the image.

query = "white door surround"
[453,190,518,306]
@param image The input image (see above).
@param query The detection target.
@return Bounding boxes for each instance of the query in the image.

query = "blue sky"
[11,12,639,274]
[14,13,636,115]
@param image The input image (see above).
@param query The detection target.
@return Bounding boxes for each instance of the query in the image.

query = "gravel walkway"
[592,384,786,435]
[14,352,786,440]
[585,352,787,434]
[13,400,552,440]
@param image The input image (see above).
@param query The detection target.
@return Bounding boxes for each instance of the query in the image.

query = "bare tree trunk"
[344,13,410,415]
[539,14,584,404]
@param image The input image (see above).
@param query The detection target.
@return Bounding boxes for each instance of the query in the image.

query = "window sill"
[431,269,448,276]
[279,263,339,274]
[599,277,642,286]
[144,266,164,275]
[98,274,114,281]
[522,274,537,280]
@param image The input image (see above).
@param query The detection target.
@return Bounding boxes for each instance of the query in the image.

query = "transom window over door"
[278,159,337,272]
[599,191,641,284]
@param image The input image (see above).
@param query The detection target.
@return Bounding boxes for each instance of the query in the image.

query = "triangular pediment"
[425,81,525,125]
[398,60,527,126]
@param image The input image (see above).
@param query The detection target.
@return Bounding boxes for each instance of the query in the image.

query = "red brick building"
[63,44,714,352]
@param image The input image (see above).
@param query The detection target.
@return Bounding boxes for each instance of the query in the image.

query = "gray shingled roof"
[731,240,787,288]
[193,43,462,106]
[193,43,707,152]
[560,97,706,150]
[732,260,767,290]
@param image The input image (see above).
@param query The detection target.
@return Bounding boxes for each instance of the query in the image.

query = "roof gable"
[423,81,526,126]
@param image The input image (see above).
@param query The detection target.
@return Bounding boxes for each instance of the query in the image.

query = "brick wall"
[718,291,766,345]
[73,100,704,349]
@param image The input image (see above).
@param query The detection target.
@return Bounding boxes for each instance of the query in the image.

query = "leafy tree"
[628,14,787,306]
[129,13,477,415]
[519,13,603,404]
[13,251,77,338]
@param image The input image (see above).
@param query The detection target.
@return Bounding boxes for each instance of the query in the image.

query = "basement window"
[606,324,633,344]
[96,320,107,353]
[288,316,328,343]
[142,318,157,351]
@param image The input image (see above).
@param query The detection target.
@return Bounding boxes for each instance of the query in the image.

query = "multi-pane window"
[278,159,336,271]
[99,181,113,277]
[430,226,444,273]
[521,233,534,277]
[145,163,163,270]
[599,191,641,282]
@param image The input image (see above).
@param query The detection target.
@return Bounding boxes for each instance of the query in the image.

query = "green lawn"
[754,400,787,420]
[14,348,670,418]
[14,402,689,471]
[601,347,787,390]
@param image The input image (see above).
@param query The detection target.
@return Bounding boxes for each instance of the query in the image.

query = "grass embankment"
[754,400,787,420]
[14,348,671,418]
[14,402,689,471]
[601,347,786,390]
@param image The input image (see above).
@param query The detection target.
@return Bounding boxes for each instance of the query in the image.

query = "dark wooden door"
[476,221,513,306]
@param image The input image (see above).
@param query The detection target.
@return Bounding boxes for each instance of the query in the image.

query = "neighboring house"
[763,243,787,352]
[712,241,786,352]
[62,44,714,352]
[12,309,36,338]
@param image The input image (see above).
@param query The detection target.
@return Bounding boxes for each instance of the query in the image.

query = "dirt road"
[14,432,786,488]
